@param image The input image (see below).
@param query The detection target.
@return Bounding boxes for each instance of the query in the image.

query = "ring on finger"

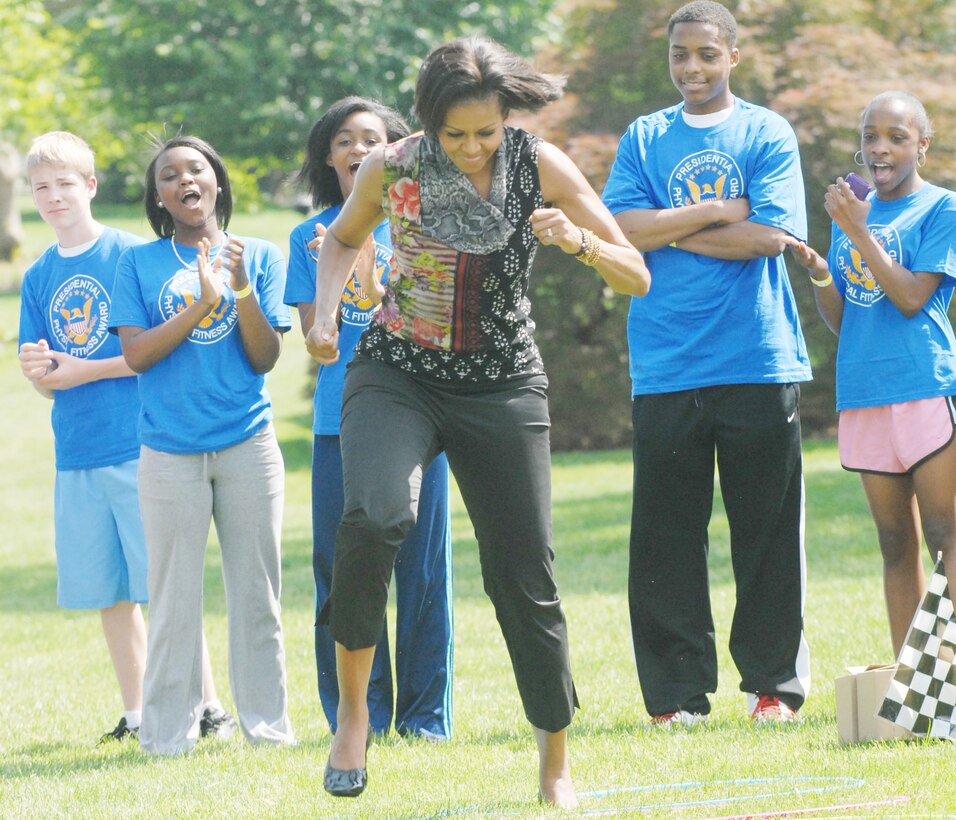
[546,228,553,238]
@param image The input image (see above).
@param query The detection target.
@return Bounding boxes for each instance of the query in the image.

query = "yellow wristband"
[810,273,833,288]
[233,282,253,299]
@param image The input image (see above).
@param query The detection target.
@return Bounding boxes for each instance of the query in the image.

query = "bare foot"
[539,775,579,810]
[534,726,579,809]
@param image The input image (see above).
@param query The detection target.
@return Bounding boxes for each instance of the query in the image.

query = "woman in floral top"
[306,36,650,806]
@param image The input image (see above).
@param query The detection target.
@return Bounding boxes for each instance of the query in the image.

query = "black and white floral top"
[355,127,545,383]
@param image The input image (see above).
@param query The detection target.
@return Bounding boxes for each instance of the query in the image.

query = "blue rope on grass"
[405,775,866,818]
[576,776,866,815]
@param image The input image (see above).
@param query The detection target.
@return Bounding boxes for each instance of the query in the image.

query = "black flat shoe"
[323,759,367,797]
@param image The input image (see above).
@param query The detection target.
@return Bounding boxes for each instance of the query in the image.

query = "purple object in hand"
[845,172,871,201]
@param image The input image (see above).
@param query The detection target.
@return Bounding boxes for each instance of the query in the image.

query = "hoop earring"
[854,151,865,167]
[917,152,926,168]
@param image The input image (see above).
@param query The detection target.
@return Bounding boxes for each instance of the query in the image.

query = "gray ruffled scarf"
[418,131,516,254]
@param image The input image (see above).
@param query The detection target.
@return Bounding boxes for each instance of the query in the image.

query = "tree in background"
[8,0,956,443]
[752,9,956,426]
[0,1,114,261]
[516,0,685,449]
[53,0,561,201]
[524,0,956,447]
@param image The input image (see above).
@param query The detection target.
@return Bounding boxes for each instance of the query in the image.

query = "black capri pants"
[320,356,577,733]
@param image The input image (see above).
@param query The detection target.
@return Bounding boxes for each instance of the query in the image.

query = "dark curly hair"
[668,1,737,48]
[297,97,410,209]
[413,36,565,135]
[144,135,232,238]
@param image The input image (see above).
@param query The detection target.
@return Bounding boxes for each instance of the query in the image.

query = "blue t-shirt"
[828,183,956,410]
[284,207,392,435]
[603,98,812,395]
[108,235,291,453]
[18,227,144,470]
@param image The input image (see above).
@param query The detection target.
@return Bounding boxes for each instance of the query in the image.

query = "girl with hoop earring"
[791,92,956,656]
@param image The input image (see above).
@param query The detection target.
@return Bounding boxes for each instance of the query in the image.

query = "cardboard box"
[835,664,915,743]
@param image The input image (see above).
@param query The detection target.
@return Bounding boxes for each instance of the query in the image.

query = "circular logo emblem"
[668,150,743,208]
[833,225,897,306]
[341,241,390,327]
[49,275,111,356]
[157,267,238,344]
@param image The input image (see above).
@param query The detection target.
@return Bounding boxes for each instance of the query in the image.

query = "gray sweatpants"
[138,424,293,755]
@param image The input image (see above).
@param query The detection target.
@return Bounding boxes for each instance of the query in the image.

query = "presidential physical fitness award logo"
[49,275,111,356]
[669,150,743,208]
[157,268,238,344]
[833,226,896,306]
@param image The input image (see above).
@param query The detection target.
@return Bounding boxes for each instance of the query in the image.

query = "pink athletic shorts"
[839,396,956,474]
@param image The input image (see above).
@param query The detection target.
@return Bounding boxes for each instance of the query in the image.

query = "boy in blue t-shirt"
[602,1,812,725]
[17,132,234,743]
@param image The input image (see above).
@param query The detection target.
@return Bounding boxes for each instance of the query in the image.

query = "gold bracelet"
[233,282,253,299]
[574,228,592,263]
[810,273,833,288]
[574,227,602,267]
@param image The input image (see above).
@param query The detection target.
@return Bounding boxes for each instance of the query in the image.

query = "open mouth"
[181,190,201,205]
[349,161,362,174]
[869,162,893,181]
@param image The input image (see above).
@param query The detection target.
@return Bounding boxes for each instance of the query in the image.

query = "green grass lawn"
[1,238,954,817]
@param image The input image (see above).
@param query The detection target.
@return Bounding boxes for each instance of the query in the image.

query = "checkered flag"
[879,557,956,739]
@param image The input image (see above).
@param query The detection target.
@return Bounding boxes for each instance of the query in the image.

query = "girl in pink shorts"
[791,91,956,655]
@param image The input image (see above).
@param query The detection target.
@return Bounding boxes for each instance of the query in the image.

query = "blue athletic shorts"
[53,459,148,609]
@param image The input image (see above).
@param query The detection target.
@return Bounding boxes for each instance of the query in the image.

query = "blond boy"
[18,132,234,742]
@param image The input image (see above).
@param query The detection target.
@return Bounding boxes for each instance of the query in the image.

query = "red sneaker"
[649,710,708,727]
[750,694,797,722]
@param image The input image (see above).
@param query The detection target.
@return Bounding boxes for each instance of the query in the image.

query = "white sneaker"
[750,695,797,722]
[649,710,709,727]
